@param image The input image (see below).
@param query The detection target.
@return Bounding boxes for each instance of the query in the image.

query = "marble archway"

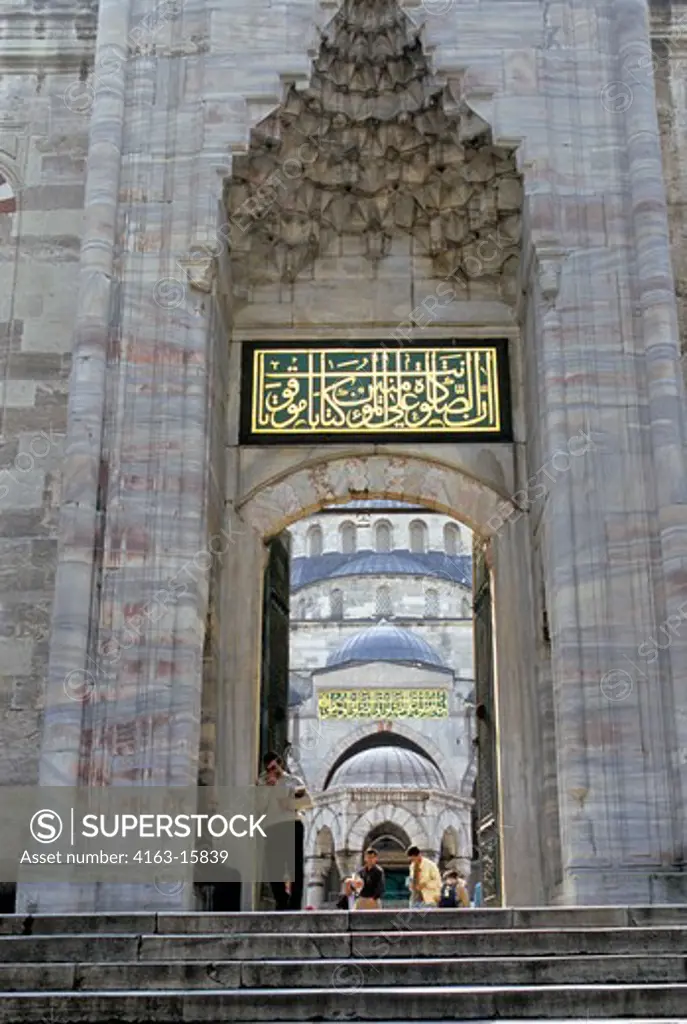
[237,451,512,542]
[217,443,541,911]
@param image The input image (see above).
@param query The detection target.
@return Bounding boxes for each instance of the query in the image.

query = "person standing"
[336,876,359,910]
[355,848,385,910]
[439,870,470,908]
[406,845,442,908]
[257,750,312,911]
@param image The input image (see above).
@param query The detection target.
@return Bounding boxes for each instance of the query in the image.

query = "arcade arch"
[363,822,411,901]
[318,724,455,793]
[347,805,431,860]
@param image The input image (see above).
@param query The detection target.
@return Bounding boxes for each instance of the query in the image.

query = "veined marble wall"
[652,0,687,381]
[0,3,95,785]
[5,0,687,914]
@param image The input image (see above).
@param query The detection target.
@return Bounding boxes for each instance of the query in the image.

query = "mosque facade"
[286,502,476,906]
[6,0,687,913]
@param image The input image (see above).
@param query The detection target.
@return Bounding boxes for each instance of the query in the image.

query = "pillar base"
[16,880,195,914]
[563,867,687,905]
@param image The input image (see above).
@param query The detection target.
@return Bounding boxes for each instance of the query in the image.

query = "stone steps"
[0,908,686,1019]
[0,983,686,1020]
[7,906,687,934]
[2,926,687,961]
[0,954,686,991]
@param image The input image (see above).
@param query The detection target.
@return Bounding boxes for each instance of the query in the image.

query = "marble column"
[613,0,687,867]
[17,0,133,915]
[335,851,359,880]
[304,853,332,909]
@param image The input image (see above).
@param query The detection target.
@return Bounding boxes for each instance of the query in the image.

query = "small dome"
[325,623,447,669]
[328,745,444,789]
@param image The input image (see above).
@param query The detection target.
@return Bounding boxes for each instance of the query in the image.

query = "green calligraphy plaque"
[240,339,512,444]
[317,689,449,720]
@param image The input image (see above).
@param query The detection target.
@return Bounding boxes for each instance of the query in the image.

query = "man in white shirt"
[258,750,312,910]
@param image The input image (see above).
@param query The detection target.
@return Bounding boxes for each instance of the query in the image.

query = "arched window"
[424,588,439,618]
[375,585,393,618]
[444,522,462,555]
[340,521,357,554]
[409,519,428,554]
[375,520,392,553]
[330,588,344,620]
[307,524,323,557]
[461,596,472,618]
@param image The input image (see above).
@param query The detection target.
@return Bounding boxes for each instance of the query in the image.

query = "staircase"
[0,906,686,1020]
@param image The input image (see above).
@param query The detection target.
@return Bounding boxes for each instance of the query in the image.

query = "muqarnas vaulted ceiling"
[223,0,523,301]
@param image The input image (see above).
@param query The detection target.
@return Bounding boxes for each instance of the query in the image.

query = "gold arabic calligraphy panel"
[241,341,511,443]
[318,689,449,720]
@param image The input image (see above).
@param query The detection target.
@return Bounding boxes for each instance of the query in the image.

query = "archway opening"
[322,731,443,791]
[363,822,411,905]
[256,494,487,909]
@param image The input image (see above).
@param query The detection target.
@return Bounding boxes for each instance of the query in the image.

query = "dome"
[325,623,448,670]
[329,500,422,511]
[290,550,471,590]
[327,745,444,789]
[327,551,471,584]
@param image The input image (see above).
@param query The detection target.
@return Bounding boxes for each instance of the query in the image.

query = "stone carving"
[536,248,565,307]
[223,0,522,300]
[177,243,217,293]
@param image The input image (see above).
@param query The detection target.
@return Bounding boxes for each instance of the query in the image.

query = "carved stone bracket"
[178,243,218,294]
[535,246,567,309]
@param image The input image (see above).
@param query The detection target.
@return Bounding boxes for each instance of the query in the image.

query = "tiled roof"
[325,622,448,670]
[291,549,471,590]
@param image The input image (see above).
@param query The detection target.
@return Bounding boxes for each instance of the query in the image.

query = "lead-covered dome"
[325,623,447,670]
[327,745,444,789]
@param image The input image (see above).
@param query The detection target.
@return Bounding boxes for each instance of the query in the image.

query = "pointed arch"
[315,722,455,792]
[347,803,431,855]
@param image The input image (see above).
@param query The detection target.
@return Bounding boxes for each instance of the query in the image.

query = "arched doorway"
[363,823,410,905]
[215,452,555,909]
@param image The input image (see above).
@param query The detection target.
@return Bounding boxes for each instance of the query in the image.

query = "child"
[336,875,361,910]
[439,870,470,908]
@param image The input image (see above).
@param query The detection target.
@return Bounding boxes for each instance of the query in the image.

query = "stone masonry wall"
[0,3,96,784]
[651,0,687,382]
[24,0,687,914]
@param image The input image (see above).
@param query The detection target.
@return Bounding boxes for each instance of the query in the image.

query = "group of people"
[257,749,477,913]
[338,845,471,910]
